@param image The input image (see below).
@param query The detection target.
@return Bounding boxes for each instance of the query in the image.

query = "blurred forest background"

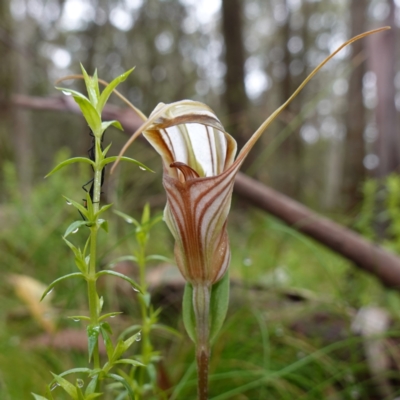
[2,0,400,398]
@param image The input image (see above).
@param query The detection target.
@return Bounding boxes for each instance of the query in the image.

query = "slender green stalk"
[87,137,103,370]
[193,284,211,400]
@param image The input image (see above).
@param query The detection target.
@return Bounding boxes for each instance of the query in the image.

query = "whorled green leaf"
[64,197,90,222]
[182,283,196,343]
[64,220,91,238]
[94,203,113,219]
[81,65,99,108]
[151,323,182,338]
[76,386,85,400]
[101,120,123,132]
[145,254,173,263]
[67,315,91,322]
[58,368,92,378]
[209,271,230,343]
[87,325,101,362]
[102,142,112,157]
[85,375,99,396]
[96,270,141,293]
[85,394,103,400]
[100,323,114,361]
[98,295,104,314]
[114,359,145,367]
[105,373,135,400]
[98,219,108,233]
[113,210,140,226]
[50,373,77,399]
[45,157,95,178]
[57,88,101,135]
[141,293,151,308]
[97,67,135,114]
[32,394,49,400]
[117,324,141,341]
[147,363,157,385]
[112,331,141,361]
[98,311,123,322]
[101,156,153,172]
[41,273,85,301]
[109,256,138,269]
[141,203,150,225]
[62,238,88,274]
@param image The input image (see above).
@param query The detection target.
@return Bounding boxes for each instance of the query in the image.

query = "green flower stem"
[193,284,211,400]
[88,226,100,370]
[87,136,104,371]
[137,245,152,391]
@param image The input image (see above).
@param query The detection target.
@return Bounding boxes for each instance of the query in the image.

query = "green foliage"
[356,174,400,253]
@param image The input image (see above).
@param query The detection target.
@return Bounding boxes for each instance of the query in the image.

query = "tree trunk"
[368,1,398,178]
[10,12,35,196]
[275,0,305,199]
[343,0,367,210]
[221,0,252,165]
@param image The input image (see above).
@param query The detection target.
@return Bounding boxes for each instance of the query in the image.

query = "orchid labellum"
[113,27,389,399]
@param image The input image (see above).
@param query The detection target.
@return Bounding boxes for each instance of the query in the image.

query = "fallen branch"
[8,94,144,131]
[234,172,400,289]
[8,94,400,288]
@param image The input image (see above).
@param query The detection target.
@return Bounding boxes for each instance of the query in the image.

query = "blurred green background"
[1,0,400,398]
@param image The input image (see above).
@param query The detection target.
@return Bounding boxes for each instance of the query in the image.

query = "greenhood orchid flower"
[143,101,238,286]
[113,27,389,400]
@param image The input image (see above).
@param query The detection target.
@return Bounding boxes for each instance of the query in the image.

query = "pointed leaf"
[98,219,108,233]
[100,323,114,360]
[67,315,90,321]
[113,332,140,361]
[32,394,49,400]
[182,283,196,343]
[114,359,145,367]
[81,64,98,108]
[98,312,123,322]
[64,220,90,238]
[209,271,230,343]
[96,270,141,293]
[62,238,88,274]
[58,368,92,378]
[76,386,85,400]
[85,375,99,396]
[152,324,182,338]
[87,325,100,362]
[109,256,138,268]
[41,273,85,301]
[118,324,141,340]
[141,203,150,225]
[45,157,95,178]
[101,156,152,171]
[145,255,173,263]
[102,142,112,157]
[64,197,89,221]
[105,373,135,400]
[95,203,113,218]
[85,394,103,400]
[57,88,101,135]
[50,373,77,399]
[97,68,135,113]
[101,120,123,132]
[113,210,140,226]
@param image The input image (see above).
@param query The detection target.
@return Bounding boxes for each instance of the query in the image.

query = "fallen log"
[8,95,400,288]
[234,172,400,289]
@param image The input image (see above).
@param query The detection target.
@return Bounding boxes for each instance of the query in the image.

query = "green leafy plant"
[32,66,151,399]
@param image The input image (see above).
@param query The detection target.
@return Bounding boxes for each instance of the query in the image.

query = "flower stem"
[193,284,211,400]
[87,137,103,370]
